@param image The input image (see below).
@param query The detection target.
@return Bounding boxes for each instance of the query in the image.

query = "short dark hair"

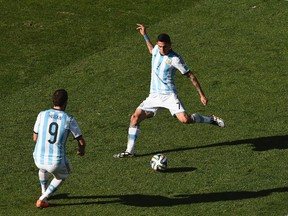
[52,89,68,106]
[157,33,171,44]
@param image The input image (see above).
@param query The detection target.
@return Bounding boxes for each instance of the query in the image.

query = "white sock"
[191,114,212,123]
[39,178,64,201]
[39,169,49,194]
[125,126,140,154]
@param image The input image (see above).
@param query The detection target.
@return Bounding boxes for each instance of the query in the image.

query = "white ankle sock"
[125,126,140,154]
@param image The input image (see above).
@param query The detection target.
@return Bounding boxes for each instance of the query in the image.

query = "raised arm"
[136,23,153,54]
[186,71,208,106]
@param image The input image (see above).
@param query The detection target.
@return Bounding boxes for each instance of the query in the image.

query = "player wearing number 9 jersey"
[33,89,86,208]
[33,109,81,165]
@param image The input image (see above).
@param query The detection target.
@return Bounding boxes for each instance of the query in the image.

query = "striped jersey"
[33,109,82,165]
[150,45,190,94]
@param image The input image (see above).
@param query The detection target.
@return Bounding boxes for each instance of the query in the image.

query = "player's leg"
[191,113,224,127]
[34,163,50,208]
[36,162,70,208]
[175,112,212,124]
[175,112,224,127]
[126,109,154,154]
[175,112,193,124]
[130,108,154,126]
[113,109,154,158]
[113,94,158,158]
[38,169,49,194]
[38,178,64,200]
[168,94,224,127]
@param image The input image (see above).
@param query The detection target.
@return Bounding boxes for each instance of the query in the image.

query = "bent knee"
[176,113,193,124]
[179,118,191,124]
[130,110,154,125]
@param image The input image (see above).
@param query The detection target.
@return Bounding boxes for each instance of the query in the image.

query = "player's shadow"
[164,167,197,173]
[137,135,288,157]
[50,187,288,207]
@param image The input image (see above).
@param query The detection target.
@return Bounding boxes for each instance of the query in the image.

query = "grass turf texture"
[1,0,287,215]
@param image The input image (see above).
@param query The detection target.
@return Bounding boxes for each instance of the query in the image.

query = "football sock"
[39,169,49,194]
[39,178,64,201]
[191,114,212,123]
[125,126,140,154]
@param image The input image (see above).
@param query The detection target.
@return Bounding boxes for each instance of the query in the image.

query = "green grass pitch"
[0,0,287,215]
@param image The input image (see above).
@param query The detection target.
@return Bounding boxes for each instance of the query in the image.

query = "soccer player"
[113,24,224,158]
[33,89,86,208]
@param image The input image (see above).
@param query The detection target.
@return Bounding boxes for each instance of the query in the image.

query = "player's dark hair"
[157,33,171,44]
[52,89,68,106]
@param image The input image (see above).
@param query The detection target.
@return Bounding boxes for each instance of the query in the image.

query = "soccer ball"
[150,154,168,171]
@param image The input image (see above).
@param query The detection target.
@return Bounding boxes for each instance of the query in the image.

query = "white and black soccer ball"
[150,154,168,171]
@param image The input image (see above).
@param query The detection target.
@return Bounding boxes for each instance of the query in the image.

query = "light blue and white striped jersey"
[150,45,190,94]
[33,109,82,165]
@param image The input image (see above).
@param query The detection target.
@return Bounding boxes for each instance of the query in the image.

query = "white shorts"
[35,159,71,180]
[137,93,186,116]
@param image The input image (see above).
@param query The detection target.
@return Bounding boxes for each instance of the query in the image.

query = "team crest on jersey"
[165,59,172,64]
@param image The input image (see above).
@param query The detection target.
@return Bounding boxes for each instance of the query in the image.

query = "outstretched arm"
[136,23,153,54]
[186,71,208,106]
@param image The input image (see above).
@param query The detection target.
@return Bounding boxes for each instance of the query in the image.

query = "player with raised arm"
[33,89,86,208]
[113,24,224,158]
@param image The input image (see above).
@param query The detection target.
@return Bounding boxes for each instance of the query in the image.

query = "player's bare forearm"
[137,23,153,54]
[76,136,86,156]
[145,40,154,54]
[186,71,208,106]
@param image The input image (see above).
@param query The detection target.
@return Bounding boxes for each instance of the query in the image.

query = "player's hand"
[200,96,208,106]
[77,149,85,156]
[136,23,146,36]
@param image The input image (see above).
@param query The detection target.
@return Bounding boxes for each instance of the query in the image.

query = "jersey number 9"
[48,122,59,144]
